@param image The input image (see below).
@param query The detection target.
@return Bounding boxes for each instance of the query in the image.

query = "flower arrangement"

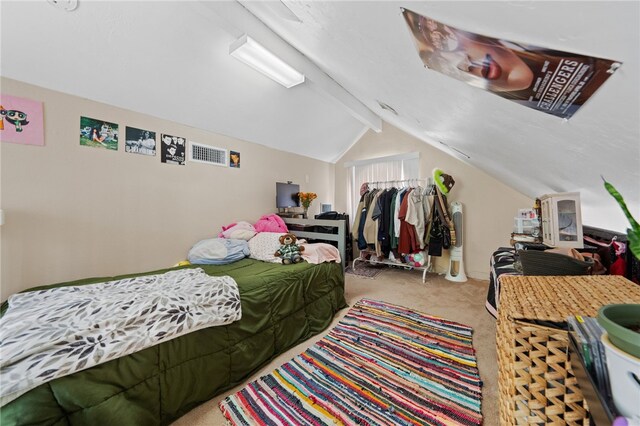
[298,192,317,210]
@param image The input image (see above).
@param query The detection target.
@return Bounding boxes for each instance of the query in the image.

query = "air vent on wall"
[189,142,227,166]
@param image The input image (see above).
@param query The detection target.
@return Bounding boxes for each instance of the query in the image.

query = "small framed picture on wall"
[125,126,156,156]
[80,116,118,150]
[0,94,45,146]
[230,151,240,168]
[160,133,186,165]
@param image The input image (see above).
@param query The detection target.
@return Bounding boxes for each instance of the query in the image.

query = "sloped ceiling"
[1,1,638,232]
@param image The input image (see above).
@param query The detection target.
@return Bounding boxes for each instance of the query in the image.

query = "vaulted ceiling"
[2,1,638,231]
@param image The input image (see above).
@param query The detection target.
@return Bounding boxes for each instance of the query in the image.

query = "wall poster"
[125,127,156,156]
[160,133,186,165]
[0,94,45,146]
[80,116,119,150]
[230,151,240,168]
[401,8,621,119]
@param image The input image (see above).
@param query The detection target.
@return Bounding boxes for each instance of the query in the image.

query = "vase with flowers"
[298,192,317,218]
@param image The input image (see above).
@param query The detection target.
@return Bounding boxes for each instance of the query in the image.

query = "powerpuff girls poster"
[0,94,45,146]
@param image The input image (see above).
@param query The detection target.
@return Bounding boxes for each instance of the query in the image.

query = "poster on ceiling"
[125,126,156,156]
[79,116,118,150]
[0,94,45,146]
[160,133,186,165]
[401,8,621,119]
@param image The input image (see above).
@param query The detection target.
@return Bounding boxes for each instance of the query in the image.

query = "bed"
[0,220,346,425]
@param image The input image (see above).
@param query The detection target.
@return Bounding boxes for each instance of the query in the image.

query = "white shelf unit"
[540,192,583,248]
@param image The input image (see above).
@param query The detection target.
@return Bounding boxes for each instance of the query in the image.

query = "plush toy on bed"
[274,233,305,265]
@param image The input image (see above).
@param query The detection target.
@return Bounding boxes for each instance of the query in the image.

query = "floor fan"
[445,201,467,282]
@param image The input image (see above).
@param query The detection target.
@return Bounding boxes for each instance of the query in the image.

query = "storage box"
[513,217,540,234]
[497,275,640,425]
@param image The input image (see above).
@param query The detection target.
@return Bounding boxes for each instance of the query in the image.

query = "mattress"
[0,258,346,425]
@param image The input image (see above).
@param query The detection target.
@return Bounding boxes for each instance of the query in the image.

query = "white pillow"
[188,238,250,265]
[248,232,285,263]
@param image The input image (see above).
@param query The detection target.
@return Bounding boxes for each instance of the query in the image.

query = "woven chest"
[496,275,640,425]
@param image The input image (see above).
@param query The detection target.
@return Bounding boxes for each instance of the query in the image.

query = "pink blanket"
[254,214,288,233]
[300,243,341,264]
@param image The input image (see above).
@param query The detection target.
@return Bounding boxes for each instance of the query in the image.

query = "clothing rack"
[365,177,434,188]
[353,177,435,283]
[353,254,432,283]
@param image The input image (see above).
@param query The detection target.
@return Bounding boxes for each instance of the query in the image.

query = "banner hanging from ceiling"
[401,8,621,119]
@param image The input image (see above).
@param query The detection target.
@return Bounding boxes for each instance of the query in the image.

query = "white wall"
[335,122,534,280]
[0,78,335,300]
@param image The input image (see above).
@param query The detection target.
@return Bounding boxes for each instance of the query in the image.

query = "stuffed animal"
[274,233,305,265]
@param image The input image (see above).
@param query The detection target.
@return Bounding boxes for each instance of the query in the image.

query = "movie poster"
[0,94,45,146]
[160,133,186,165]
[125,126,156,156]
[401,8,621,119]
[79,116,118,150]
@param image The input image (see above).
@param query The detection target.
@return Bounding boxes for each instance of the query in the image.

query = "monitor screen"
[276,182,300,208]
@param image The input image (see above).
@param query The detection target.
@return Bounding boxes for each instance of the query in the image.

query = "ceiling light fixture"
[229,34,305,88]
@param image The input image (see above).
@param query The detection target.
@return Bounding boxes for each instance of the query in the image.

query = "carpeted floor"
[171,268,498,425]
[344,261,386,278]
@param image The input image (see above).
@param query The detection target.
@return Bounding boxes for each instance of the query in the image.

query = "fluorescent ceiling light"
[230,34,305,88]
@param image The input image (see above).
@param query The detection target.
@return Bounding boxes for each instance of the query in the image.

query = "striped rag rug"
[219,298,482,425]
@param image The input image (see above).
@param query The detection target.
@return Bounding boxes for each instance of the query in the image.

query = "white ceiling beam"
[193,1,382,132]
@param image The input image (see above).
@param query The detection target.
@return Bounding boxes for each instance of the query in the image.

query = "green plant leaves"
[603,176,640,259]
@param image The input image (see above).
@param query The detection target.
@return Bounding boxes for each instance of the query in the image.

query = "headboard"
[282,217,346,270]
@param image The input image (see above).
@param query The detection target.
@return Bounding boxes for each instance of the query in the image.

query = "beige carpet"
[172,268,498,425]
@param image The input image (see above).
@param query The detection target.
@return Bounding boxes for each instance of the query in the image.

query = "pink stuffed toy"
[254,214,288,233]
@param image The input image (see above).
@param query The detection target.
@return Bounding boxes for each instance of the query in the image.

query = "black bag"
[314,211,347,234]
[442,221,451,250]
[428,215,444,256]
[435,188,455,249]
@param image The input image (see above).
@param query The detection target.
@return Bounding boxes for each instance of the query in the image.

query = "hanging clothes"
[391,187,408,249]
[406,186,428,249]
[356,188,377,250]
[354,179,450,263]
[378,187,397,257]
[363,189,382,249]
[352,191,367,248]
[398,188,420,254]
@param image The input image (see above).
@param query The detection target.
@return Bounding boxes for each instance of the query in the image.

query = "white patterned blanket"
[0,268,241,406]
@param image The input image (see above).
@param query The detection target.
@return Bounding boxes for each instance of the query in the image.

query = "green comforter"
[0,259,346,425]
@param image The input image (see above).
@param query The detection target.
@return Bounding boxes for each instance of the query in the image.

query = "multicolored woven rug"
[220,299,482,425]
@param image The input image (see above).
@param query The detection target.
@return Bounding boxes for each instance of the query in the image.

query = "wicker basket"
[497,275,640,425]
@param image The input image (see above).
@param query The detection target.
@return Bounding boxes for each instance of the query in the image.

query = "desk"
[277,212,306,219]
[497,275,640,425]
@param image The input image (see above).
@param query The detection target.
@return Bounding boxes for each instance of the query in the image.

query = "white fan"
[445,201,467,282]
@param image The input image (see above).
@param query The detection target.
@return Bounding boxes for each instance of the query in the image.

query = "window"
[344,153,419,220]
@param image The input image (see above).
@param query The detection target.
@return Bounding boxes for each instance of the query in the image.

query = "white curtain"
[345,153,419,221]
